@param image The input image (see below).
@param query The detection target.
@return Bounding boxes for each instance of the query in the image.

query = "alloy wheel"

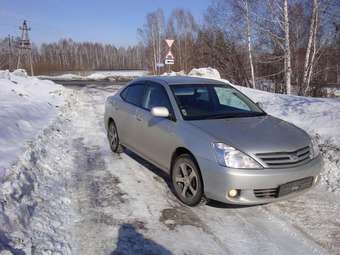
[108,123,118,151]
[174,162,199,199]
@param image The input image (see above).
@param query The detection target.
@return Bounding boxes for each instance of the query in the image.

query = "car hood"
[189,115,310,154]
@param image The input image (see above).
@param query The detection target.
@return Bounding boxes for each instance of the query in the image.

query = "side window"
[120,87,128,100]
[123,84,146,107]
[143,83,172,111]
[214,87,251,111]
[196,88,209,102]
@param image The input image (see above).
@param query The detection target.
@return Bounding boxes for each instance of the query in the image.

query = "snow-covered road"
[1,83,339,254]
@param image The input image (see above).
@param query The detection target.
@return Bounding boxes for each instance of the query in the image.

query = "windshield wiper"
[199,113,239,119]
[199,112,266,120]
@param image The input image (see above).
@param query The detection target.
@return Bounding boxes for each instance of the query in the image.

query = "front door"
[136,82,177,171]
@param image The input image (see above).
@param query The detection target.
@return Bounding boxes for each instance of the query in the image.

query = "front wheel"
[107,121,123,153]
[171,154,204,206]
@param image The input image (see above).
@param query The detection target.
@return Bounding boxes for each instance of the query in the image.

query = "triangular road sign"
[166,50,174,59]
[165,39,174,48]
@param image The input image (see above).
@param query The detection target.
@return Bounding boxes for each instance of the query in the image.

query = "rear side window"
[121,84,146,107]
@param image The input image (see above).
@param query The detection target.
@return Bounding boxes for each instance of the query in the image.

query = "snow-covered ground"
[39,70,148,81]
[0,70,64,177]
[1,84,334,254]
[0,68,339,254]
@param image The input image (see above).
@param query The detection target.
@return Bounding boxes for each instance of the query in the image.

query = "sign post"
[165,39,175,72]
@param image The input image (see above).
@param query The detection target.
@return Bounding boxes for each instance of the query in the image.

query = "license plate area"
[278,177,314,197]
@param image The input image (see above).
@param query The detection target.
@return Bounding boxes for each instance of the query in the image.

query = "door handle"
[136,111,143,121]
[135,109,143,121]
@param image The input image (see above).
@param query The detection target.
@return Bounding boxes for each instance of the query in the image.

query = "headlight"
[212,143,262,169]
[310,138,320,159]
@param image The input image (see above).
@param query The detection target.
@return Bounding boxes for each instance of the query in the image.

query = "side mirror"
[151,107,170,118]
[256,102,264,109]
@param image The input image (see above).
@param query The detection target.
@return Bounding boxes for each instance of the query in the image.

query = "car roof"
[132,75,228,86]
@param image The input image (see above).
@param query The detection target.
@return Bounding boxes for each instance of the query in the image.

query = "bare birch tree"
[244,0,257,89]
[138,9,165,74]
[302,0,319,95]
[167,9,198,72]
[204,0,257,87]
[283,0,292,94]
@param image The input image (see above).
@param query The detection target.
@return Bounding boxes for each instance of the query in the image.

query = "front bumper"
[198,155,323,205]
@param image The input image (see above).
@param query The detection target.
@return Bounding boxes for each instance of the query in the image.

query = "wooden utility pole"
[17,20,34,76]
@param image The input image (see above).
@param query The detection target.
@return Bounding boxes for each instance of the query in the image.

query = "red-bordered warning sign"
[165,39,174,48]
[166,50,174,59]
[165,39,175,65]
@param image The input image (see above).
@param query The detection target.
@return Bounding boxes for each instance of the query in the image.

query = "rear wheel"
[107,121,123,153]
[171,154,204,206]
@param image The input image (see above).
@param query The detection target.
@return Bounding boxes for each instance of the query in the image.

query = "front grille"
[254,177,314,199]
[254,188,278,198]
[256,146,311,168]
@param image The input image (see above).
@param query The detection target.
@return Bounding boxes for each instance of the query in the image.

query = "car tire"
[171,154,205,206]
[107,120,123,153]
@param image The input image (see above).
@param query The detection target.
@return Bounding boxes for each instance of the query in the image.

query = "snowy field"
[0,70,64,177]
[0,68,339,254]
[39,70,148,81]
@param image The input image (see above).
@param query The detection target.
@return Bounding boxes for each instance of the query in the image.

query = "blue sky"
[0,0,209,46]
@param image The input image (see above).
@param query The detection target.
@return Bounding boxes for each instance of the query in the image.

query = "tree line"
[0,0,339,96]
[0,38,146,74]
[138,0,339,96]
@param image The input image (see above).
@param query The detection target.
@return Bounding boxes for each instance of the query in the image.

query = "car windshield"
[171,84,266,120]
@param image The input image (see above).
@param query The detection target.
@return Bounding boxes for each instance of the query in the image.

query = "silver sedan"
[104,76,322,206]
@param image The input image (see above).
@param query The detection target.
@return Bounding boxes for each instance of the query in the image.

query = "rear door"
[136,82,177,171]
[116,82,146,151]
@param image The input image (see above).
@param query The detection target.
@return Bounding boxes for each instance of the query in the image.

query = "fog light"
[228,189,239,198]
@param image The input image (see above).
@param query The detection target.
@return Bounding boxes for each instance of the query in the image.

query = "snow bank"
[0,69,10,79]
[334,90,340,97]
[188,67,221,79]
[185,67,340,193]
[52,73,84,80]
[12,69,28,77]
[86,70,148,79]
[0,70,64,176]
[235,86,340,144]
[162,70,186,76]
[40,70,148,81]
